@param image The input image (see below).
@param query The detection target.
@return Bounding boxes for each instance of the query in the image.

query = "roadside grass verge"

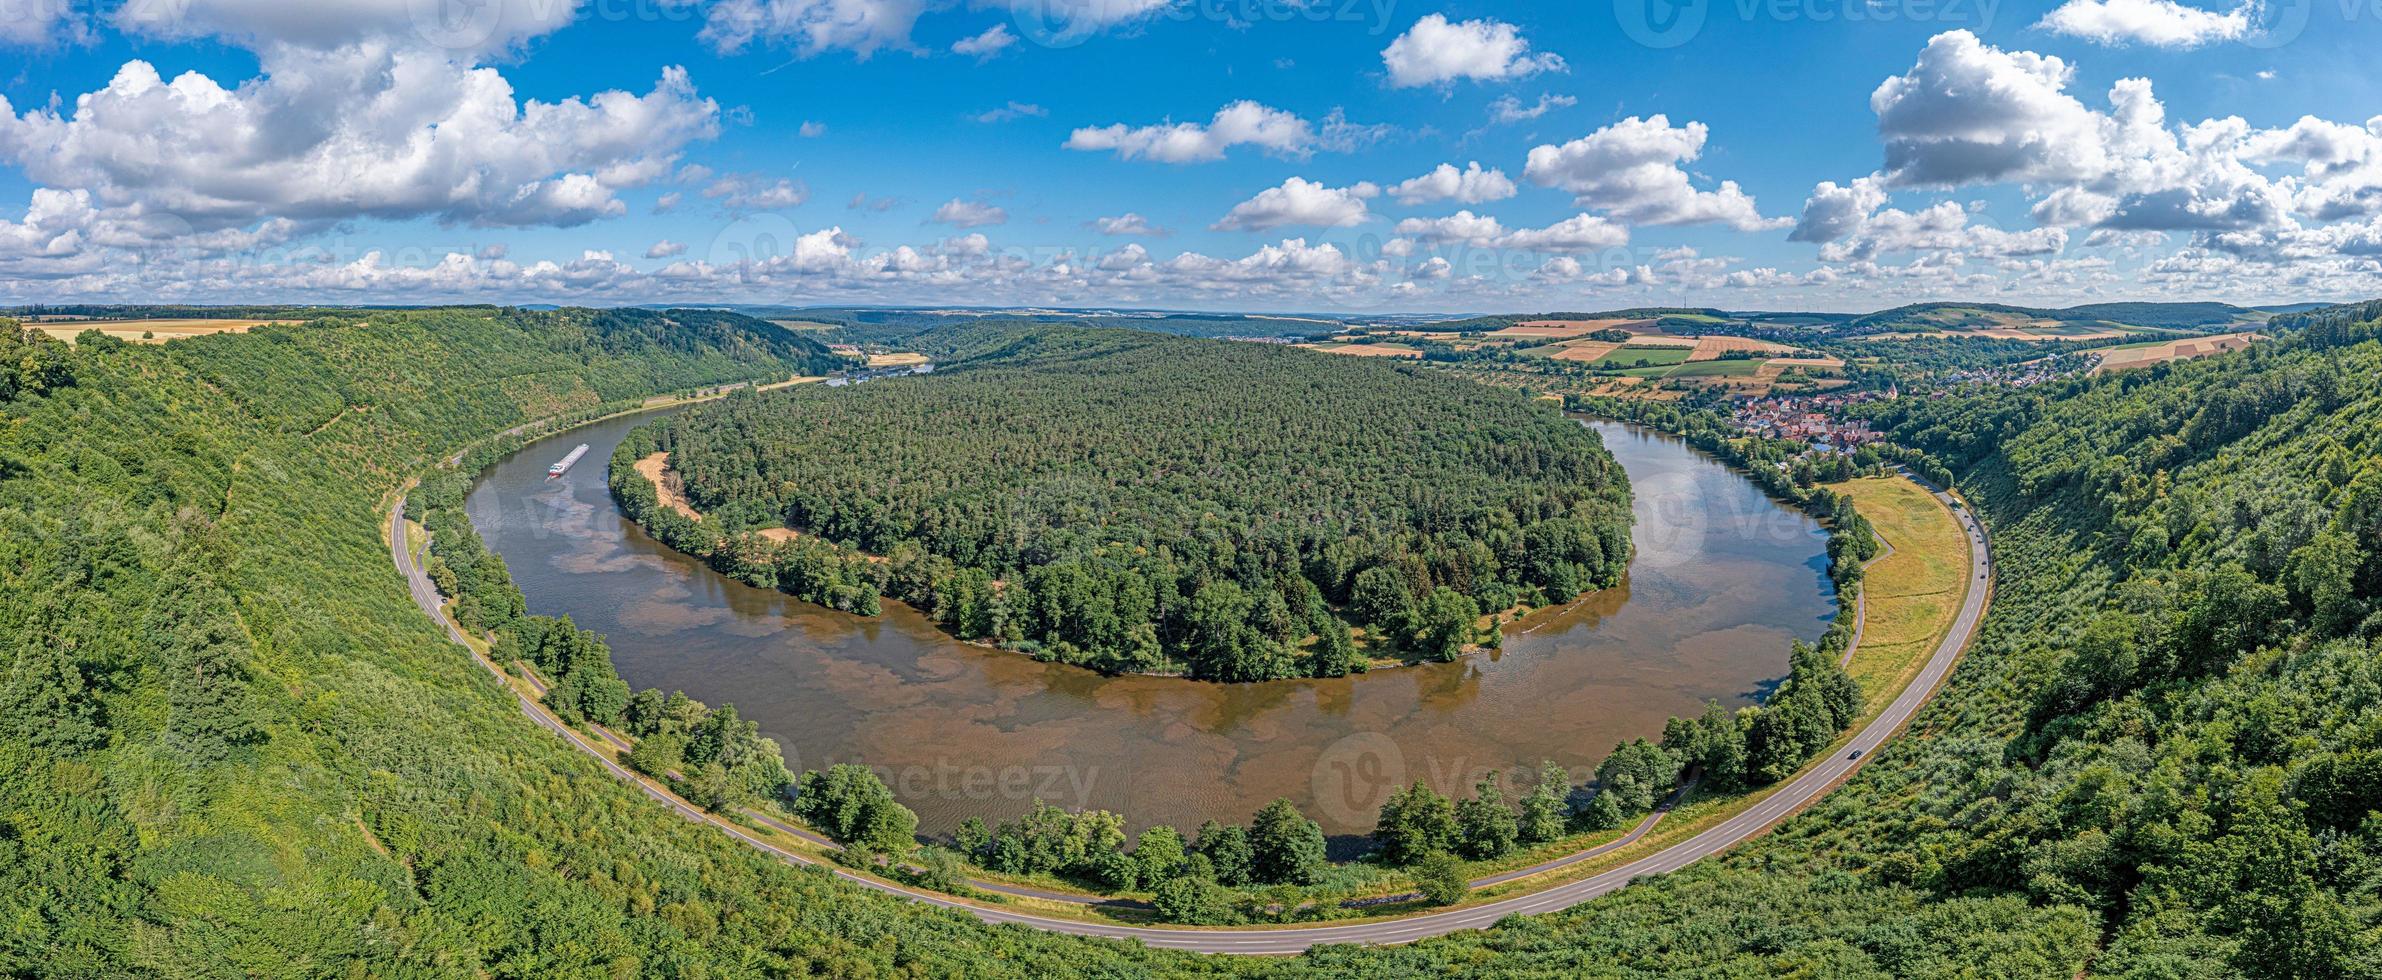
[1831,476,1970,713]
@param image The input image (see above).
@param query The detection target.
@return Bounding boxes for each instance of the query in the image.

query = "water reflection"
[467,411,1833,836]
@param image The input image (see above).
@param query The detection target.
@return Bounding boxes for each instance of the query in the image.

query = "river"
[467,410,1833,838]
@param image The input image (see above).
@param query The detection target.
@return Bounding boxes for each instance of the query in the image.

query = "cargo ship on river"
[547,444,589,477]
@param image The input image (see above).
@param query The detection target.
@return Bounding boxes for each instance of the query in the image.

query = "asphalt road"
[388,473,1991,955]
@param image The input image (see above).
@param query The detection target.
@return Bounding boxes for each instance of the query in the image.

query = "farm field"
[1686,335,1798,360]
[1663,359,1765,377]
[1292,316,1848,400]
[1986,325,2130,341]
[1585,345,1692,369]
[1529,331,1844,396]
[1487,317,1656,339]
[1301,340,1423,357]
[29,317,293,342]
[1544,341,1619,362]
[2089,331,2260,373]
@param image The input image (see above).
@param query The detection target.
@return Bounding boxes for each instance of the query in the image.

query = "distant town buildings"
[1935,357,2078,388]
[826,362,936,387]
[1731,390,1891,451]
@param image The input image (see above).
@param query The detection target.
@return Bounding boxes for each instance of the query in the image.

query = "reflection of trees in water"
[1405,659,1486,716]
[481,409,1836,838]
[1505,573,1631,643]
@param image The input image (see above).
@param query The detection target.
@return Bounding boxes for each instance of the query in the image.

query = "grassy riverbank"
[1832,475,1974,711]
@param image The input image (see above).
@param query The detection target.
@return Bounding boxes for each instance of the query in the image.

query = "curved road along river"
[390,470,1990,955]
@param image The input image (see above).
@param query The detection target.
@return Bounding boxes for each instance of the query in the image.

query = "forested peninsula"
[10,302,2382,974]
[609,325,1635,680]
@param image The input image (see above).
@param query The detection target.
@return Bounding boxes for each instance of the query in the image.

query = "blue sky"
[2,0,2379,312]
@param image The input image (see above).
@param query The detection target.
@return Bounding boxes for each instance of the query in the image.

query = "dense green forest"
[0,309,1225,977]
[11,298,2382,976]
[1817,306,2382,975]
[612,324,1633,680]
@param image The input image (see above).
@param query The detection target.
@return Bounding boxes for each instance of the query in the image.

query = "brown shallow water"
[468,410,1833,837]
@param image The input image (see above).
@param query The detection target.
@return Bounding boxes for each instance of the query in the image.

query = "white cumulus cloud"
[1089,212,1167,235]
[931,198,1009,227]
[2035,0,2250,48]
[1065,100,1316,163]
[1495,213,1630,252]
[0,52,718,234]
[1390,162,1518,205]
[696,0,926,58]
[1523,115,1784,230]
[951,23,1016,58]
[1381,14,1564,88]
[702,173,810,210]
[1488,93,1576,124]
[1870,30,2110,188]
[113,0,580,57]
[1212,177,1378,231]
[1393,210,1505,245]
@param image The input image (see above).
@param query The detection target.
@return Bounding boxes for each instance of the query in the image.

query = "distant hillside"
[2269,298,2382,340]
[2052,301,2257,328]
[2257,300,2352,315]
[734,306,1351,345]
[1534,307,1733,321]
[1842,301,2260,338]
[4,303,425,321]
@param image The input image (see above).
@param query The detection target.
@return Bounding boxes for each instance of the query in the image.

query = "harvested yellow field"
[1313,342,1422,358]
[1833,476,1971,712]
[1490,317,1655,339]
[866,351,931,367]
[2091,331,2260,374]
[1547,341,1622,362]
[31,318,292,343]
[1685,335,1798,361]
[1758,356,1846,376]
[1974,325,2132,341]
